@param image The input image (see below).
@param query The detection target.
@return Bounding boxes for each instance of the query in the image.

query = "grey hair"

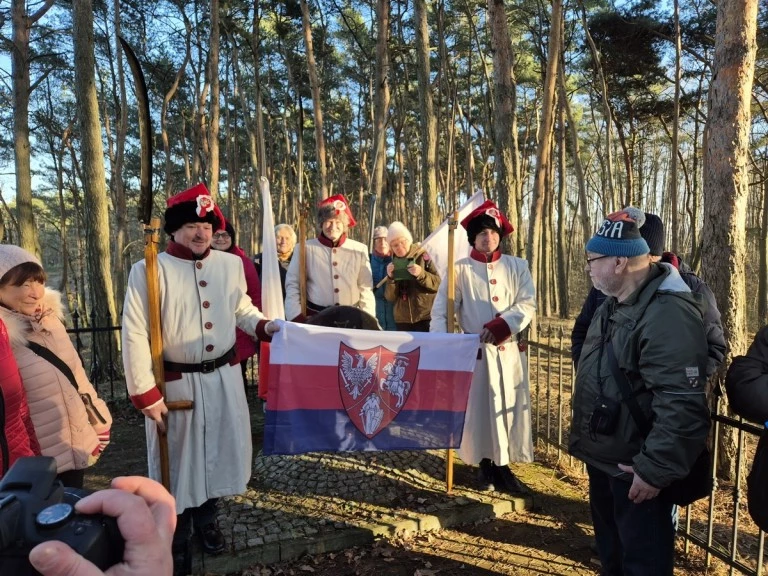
[275,223,297,244]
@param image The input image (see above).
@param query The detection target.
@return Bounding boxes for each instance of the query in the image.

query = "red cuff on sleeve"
[484,317,512,345]
[256,319,273,343]
[130,386,163,410]
[291,314,307,323]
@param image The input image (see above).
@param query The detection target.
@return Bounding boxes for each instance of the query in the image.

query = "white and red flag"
[263,322,479,455]
[420,191,485,279]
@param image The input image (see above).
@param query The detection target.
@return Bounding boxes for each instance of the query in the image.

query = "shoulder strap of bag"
[606,341,652,437]
[25,341,79,391]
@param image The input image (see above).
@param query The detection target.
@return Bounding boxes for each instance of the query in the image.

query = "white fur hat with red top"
[460,200,514,244]
[317,194,357,229]
[163,183,225,234]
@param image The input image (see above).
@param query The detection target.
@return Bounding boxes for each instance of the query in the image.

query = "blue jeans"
[587,465,675,576]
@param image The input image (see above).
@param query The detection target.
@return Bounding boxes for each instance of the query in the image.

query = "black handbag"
[748,429,768,531]
[606,343,713,506]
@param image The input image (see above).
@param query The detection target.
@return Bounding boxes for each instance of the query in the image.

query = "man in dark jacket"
[726,327,768,423]
[570,212,725,380]
[569,207,710,576]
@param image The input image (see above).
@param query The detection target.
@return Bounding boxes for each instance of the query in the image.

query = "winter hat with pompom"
[586,206,650,257]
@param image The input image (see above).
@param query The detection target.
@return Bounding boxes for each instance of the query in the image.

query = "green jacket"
[384,244,440,325]
[569,263,710,489]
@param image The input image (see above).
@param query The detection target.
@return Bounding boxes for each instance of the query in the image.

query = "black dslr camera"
[0,457,124,575]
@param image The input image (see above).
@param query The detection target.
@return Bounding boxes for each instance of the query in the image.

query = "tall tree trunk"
[111,0,128,305]
[487,0,519,256]
[162,4,191,198]
[414,0,439,232]
[207,0,221,196]
[12,0,53,257]
[559,70,590,243]
[528,0,562,312]
[300,0,329,200]
[371,0,390,207]
[701,0,758,481]
[72,0,119,380]
[578,0,616,209]
[669,0,682,253]
[760,158,768,326]
[556,97,569,318]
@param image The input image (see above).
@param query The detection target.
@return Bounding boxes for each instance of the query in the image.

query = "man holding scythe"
[122,184,280,574]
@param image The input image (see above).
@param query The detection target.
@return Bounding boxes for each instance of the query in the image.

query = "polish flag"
[263,322,479,455]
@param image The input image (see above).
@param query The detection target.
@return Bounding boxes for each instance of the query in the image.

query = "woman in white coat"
[431,200,536,493]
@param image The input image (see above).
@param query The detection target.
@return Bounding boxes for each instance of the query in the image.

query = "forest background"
[0,0,764,391]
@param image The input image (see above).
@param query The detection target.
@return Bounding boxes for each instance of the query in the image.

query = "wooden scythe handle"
[144,218,172,490]
[299,206,308,317]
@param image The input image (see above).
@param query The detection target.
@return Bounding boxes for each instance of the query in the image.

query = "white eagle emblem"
[340,351,378,400]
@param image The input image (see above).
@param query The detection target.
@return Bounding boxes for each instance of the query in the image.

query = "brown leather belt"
[163,345,237,375]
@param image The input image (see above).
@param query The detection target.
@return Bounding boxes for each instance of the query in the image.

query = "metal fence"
[529,321,767,576]
[65,311,258,402]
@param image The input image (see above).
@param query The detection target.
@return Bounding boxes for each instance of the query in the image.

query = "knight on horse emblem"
[380,355,412,408]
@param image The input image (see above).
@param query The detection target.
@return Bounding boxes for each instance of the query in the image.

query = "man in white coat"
[122,183,279,575]
[284,194,375,322]
[430,200,536,493]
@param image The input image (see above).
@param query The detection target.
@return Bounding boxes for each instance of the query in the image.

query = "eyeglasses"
[585,254,610,269]
[212,232,231,240]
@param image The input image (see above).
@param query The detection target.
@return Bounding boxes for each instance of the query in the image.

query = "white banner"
[420,192,485,279]
[259,177,285,320]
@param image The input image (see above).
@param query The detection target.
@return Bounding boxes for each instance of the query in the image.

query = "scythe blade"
[118,36,153,225]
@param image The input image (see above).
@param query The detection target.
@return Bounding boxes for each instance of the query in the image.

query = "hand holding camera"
[0,457,175,576]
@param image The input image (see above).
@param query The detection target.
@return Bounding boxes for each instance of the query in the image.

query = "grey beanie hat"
[0,245,41,283]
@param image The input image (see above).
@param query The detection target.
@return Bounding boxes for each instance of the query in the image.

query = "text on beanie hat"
[586,206,650,257]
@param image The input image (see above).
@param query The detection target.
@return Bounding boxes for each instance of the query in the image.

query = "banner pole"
[445,209,459,493]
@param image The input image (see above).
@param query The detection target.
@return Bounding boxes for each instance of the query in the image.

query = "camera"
[0,457,124,575]
[588,395,621,437]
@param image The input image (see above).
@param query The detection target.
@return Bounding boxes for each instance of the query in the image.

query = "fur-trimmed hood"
[0,288,66,348]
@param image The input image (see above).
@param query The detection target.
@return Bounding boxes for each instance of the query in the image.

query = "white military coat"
[284,235,375,321]
[122,243,269,513]
[431,250,536,466]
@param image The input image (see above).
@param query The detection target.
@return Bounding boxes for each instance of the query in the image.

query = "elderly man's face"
[174,222,213,256]
[473,228,500,254]
[322,218,345,242]
[585,252,622,296]
[276,228,296,255]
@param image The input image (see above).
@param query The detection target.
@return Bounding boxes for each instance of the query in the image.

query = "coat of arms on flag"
[339,344,420,438]
[263,322,479,455]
